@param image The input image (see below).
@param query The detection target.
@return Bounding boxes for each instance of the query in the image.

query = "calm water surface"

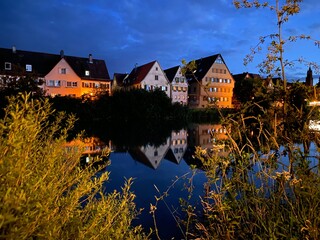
[79,122,319,239]
[79,123,226,239]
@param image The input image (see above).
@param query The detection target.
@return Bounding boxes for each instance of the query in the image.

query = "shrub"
[0,93,147,239]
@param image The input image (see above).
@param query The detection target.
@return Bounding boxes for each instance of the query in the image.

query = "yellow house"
[186,54,235,108]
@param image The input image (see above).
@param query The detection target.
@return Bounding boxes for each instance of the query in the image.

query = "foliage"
[0,94,147,239]
[187,113,320,239]
[147,2,320,239]
[233,0,320,83]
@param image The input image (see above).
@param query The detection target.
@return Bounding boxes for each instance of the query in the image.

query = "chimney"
[60,50,64,58]
[89,54,93,63]
[12,45,16,54]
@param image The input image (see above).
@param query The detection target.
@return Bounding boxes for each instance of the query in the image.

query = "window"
[94,83,99,88]
[67,81,72,87]
[156,67,158,71]
[48,80,61,87]
[48,80,55,86]
[144,85,150,91]
[72,82,77,87]
[175,77,179,83]
[60,68,66,74]
[155,75,158,80]
[82,82,89,88]
[85,70,90,76]
[54,80,61,87]
[214,56,223,64]
[154,151,158,156]
[5,62,11,70]
[26,64,32,72]
[224,69,226,74]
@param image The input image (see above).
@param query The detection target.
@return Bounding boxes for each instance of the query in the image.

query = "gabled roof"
[232,72,261,82]
[164,65,180,83]
[64,56,110,81]
[0,47,60,76]
[0,47,110,80]
[113,73,128,87]
[186,54,221,81]
[126,60,156,85]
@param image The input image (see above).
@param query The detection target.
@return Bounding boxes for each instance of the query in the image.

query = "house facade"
[124,61,170,97]
[187,54,235,108]
[0,47,111,98]
[164,66,188,105]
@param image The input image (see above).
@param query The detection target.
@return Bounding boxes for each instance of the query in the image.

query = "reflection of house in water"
[165,129,188,164]
[188,124,228,149]
[187,123,229,158]
[65,137,110,155]
[129,138,171,169]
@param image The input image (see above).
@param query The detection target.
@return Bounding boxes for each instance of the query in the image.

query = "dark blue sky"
[1,0,319,81]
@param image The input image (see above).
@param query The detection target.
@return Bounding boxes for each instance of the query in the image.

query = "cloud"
[0,0,319,77]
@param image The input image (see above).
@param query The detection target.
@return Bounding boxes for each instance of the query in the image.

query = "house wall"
[45,59,81,97]
[200,62,234,108]
[81,80,112,97]
[170,129,188,163]
[189,61,234,108]
[170,67,188,105]
[141,62,170,97]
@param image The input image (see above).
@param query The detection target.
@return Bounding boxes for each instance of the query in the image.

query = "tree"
[233,0,320,88]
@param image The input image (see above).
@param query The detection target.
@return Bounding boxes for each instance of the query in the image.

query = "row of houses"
[0,46,236,108]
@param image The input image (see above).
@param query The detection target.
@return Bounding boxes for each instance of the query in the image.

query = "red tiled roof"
[126,60,156,85]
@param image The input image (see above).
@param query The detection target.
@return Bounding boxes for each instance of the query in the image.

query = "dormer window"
[5,62,11,70]
[85,70,90,76]
[26,64,32,72]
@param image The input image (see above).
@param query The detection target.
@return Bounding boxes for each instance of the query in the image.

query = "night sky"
[1,0,319,81]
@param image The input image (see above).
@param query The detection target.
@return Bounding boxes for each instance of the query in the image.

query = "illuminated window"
[26,64,32,72]
[5,62,11,70]
[85,70,90,76]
